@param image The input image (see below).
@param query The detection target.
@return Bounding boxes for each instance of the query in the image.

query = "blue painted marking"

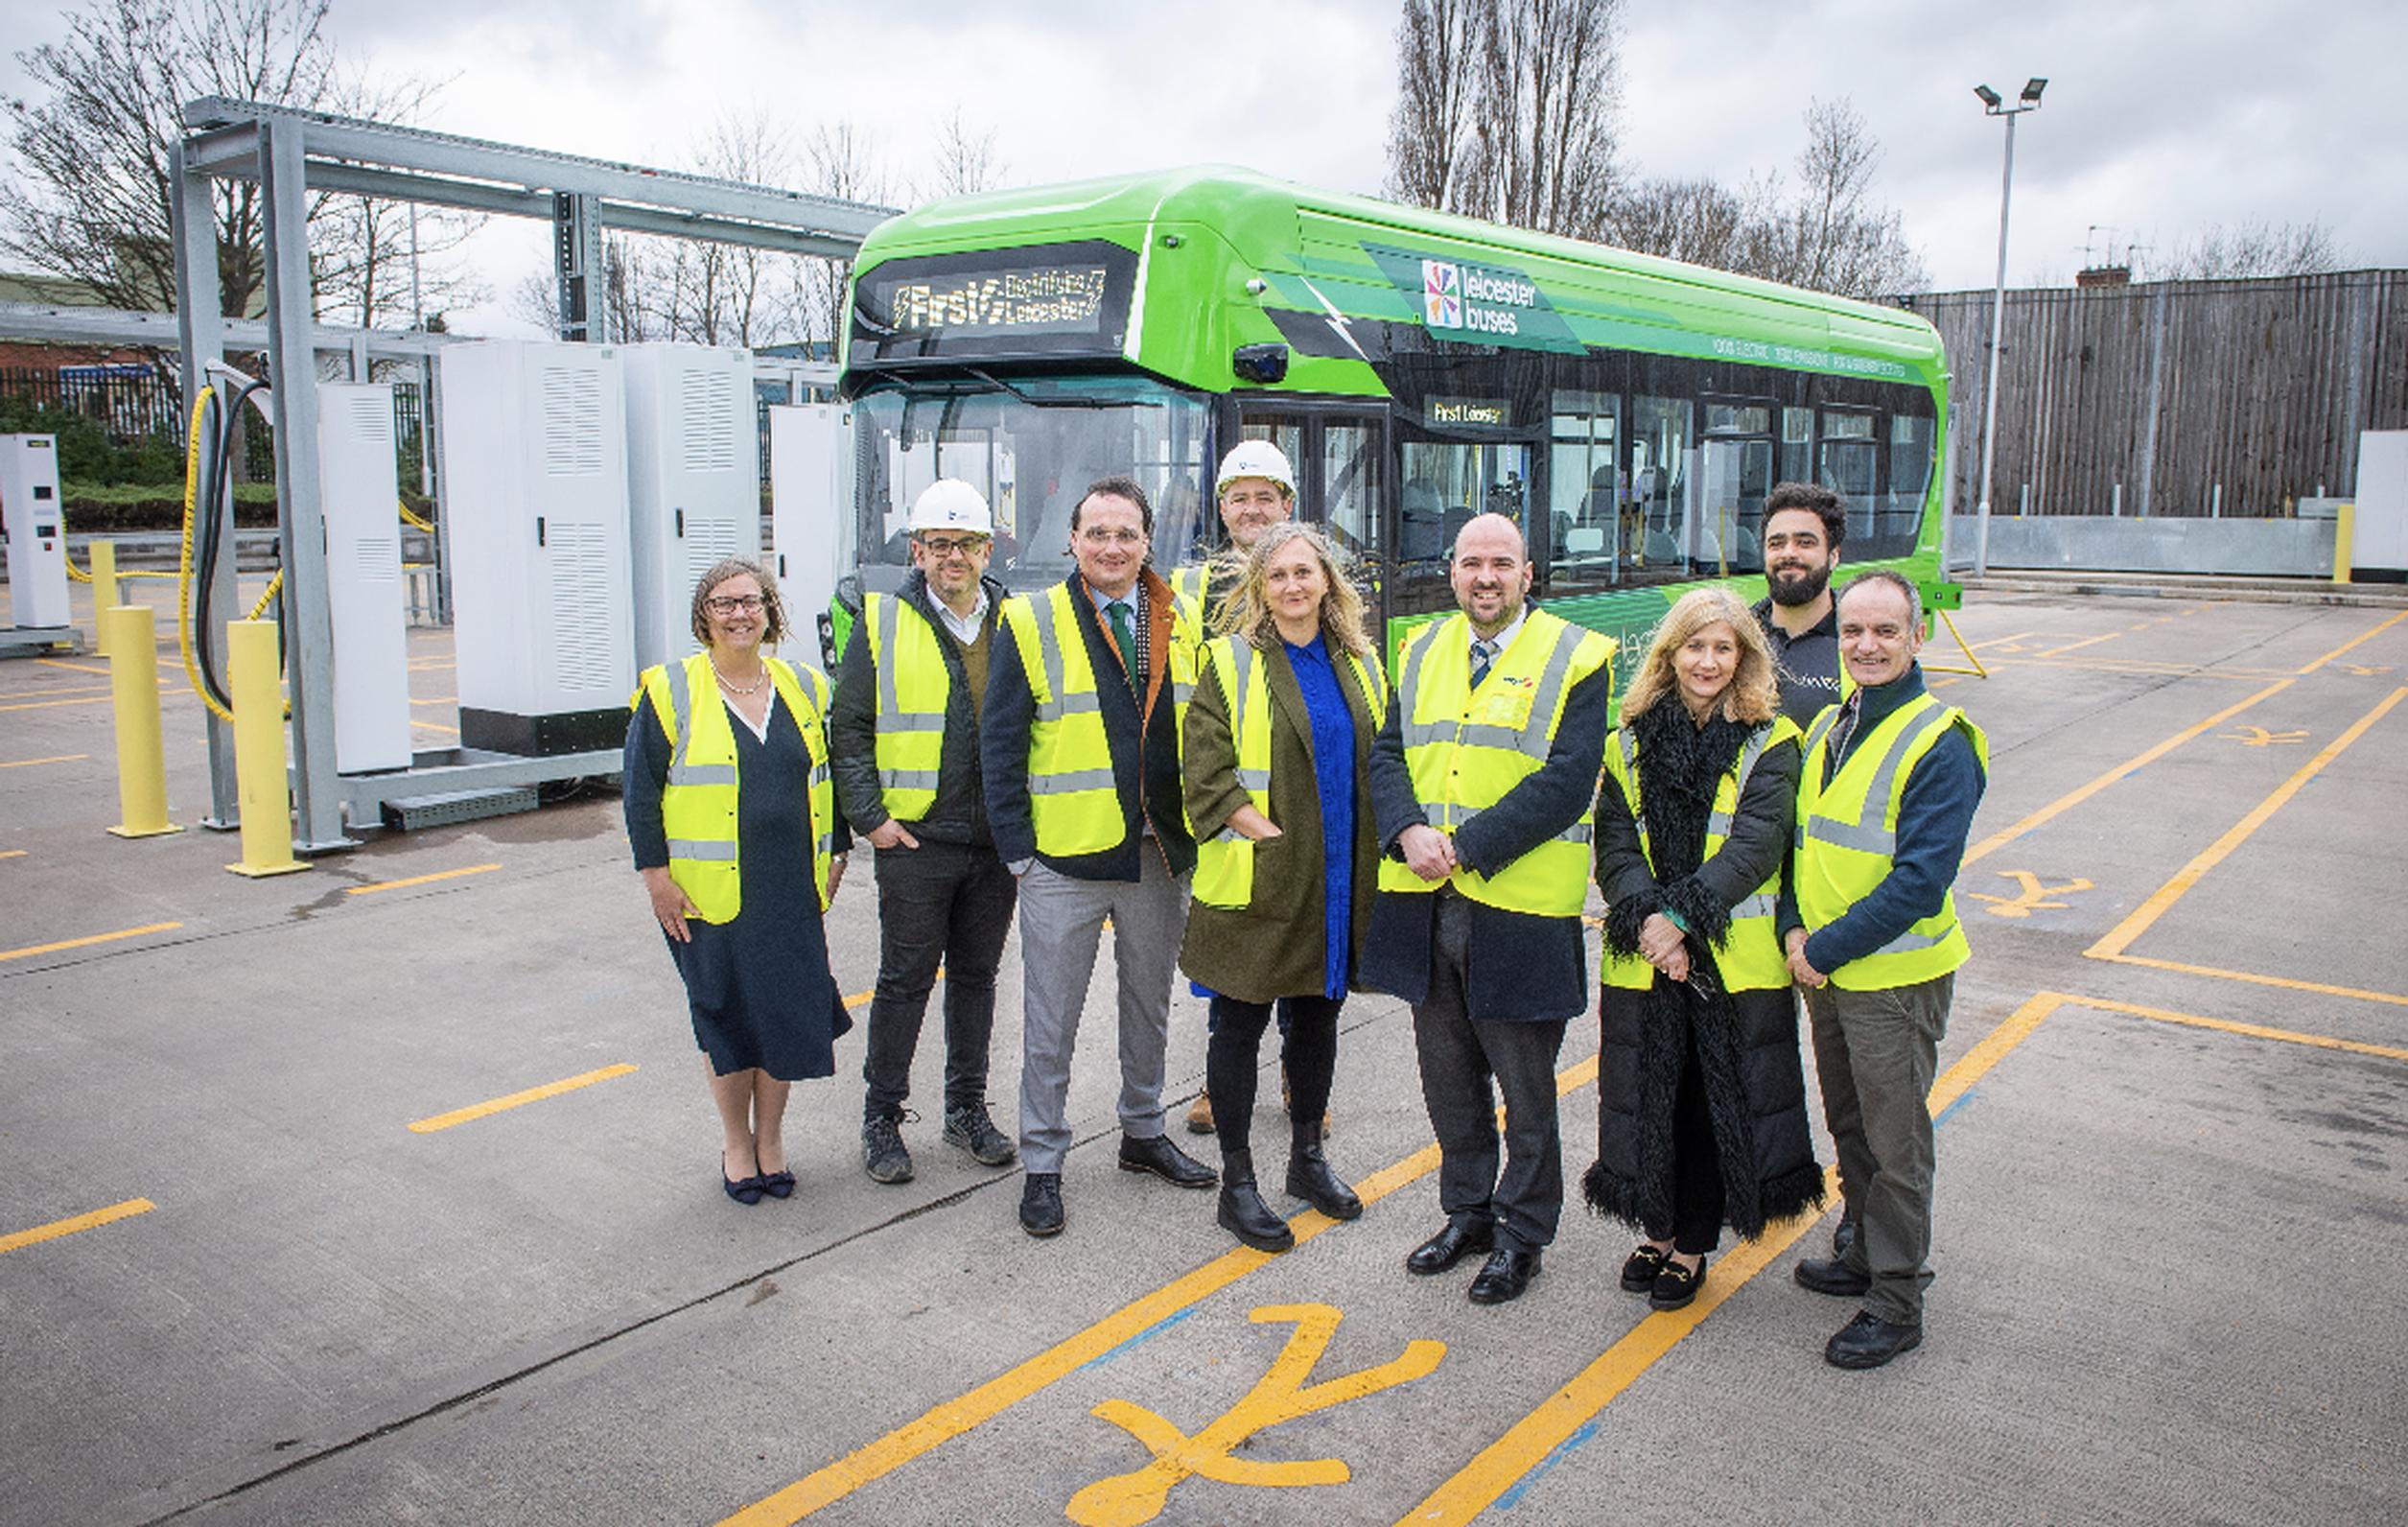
[1076,1306,1198,1372]
[1494,1417,1602,1509]
[1935,1086,1980,1127]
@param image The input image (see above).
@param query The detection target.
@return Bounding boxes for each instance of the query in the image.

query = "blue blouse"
[1285,633,1357,999]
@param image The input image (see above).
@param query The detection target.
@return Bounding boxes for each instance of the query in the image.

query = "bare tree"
[795,121,893,346]
[2155,219,2345,280]
[1602,176,1748,268]
[2,0,476,320]
[1385,0,1623,239]
[649,110,803,347]
[925,107,1005,200]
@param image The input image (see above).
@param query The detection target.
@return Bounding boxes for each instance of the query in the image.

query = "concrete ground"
[3,576,2404,1527]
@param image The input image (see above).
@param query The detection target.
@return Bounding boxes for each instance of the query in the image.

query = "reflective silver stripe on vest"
[1400,620,1586,755]
[662,660,739,786]
[666,838,736,862]
[879,769,942,791]
[1173,680,1195,706]
[1870,924,1950,955]
[1223,644,1271,793]
[1422,798,1592,847]
[1030,767,1116,795]
[1706,726,1776,838]
[1803,703,1954,855]
[1236,768,1272,792]
[1732,891,1779,922]
[1805,706,1843,756]
[1028,602,1103,721]
[874,596,948,734]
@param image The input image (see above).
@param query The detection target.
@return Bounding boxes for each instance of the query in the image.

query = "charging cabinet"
[0,435,73,630]
[318,384,413,772]
[623,344,760,672]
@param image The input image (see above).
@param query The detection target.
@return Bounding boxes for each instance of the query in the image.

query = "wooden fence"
[1900,270,2408,519]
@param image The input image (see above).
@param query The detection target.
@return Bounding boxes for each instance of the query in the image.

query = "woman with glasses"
[1585,586,1821,1307]
[1178,523,1383,1252]
[625,557,851,1205]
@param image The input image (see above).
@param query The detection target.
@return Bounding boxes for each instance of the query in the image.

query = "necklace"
[711,658,766,695]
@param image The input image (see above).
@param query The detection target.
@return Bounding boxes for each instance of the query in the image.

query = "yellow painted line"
[2094,953,2408,1009]
[345,863,501,896]
[0,691,190,714]
[2070,994,2408,1062]
[1963,678,2290,866]
[35,656,113,676]
[409,694,458,706]
[0,850,26,861]
[0,680,168,701]
[409,1064,639,1133]
[0,754,88,770]
[2035,630,2124,658]
[718,1056,1601,1526]
[1960,629,2038,650]
[2087,686,2407,958]
[1929,676,1964,689]
[0,921,183,963]
[409,718,459,735]
[1396,992,2067,1525]
[2295,607,2408,675]
[0,1197,156,1257]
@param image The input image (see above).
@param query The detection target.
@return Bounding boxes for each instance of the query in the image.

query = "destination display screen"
[853,241,1136,363]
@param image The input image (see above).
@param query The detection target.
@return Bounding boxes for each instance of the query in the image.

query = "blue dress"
[624,690,851,1081]
[1283,633,1357,999]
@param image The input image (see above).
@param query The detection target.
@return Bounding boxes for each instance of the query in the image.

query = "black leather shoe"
[1018,1172,1064,1237]
[1118,1133,1217,1188]
[1405,1217,1494,1276]
[1285,1127,1363,1221]
[1793,1256,1872,1297]
[1648,1254,1708,1311]
[1833,1217,1859,1259]
[1619,1243,1670,1292]
[1216,1152,1296,1253]
[1467,1247,1542,1304]
[1825,1310,1922,1369]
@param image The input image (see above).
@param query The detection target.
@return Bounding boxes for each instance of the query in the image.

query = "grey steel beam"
[0,300,458,358]
[181,121,261,176]
[256,117,353,853]
[334,750,623,819]
[599,204,870,260]
[553,192,607,343]
[169,138,244,830]
[304,162,552,220]
[182,96,894,237]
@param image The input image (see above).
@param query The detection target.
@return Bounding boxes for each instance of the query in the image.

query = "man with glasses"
[831,480,1018,1185]
[983,475,1215,1237]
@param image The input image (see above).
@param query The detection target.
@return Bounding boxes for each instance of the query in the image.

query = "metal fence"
[1904,270,2408,519]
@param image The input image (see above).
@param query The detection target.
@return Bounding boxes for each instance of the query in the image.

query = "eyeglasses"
[706,595,766,615]
[1078,527,1147,547]
[916,535,990,558]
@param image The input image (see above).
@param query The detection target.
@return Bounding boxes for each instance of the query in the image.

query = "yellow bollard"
[223,618,309,878]
[104,605,182,838]
[2333,502,2355,584]
[89,540,119,656]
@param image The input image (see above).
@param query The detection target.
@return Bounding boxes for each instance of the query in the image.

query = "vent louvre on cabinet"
[682,367,739,474]
[549,520,617,693]
[541,366,605,476]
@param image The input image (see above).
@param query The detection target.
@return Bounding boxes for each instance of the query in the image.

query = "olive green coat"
[1178,638,1381,1005]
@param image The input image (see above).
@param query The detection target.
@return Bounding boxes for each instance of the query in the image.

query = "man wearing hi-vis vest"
[831,480,1017,1188]
[1781,569,1987,1372]
[981,474,1217,1239]
[1363,512,1616,1306]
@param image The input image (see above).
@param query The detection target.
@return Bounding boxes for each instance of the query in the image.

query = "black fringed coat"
[1583,705,1824,1240]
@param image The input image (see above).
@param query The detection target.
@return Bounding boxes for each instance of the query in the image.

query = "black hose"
[192,378,270,713]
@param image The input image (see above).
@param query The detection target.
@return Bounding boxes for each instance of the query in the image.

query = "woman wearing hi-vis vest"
[624,557,852,1207]
[1178,524,1383,1253]
[1585,586,1824,1310]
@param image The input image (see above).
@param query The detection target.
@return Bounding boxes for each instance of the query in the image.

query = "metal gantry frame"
[168,97,880,851]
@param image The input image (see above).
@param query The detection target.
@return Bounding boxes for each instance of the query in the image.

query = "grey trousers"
[1804,973,1954,1326]
[1015,854,1191,1175]
[1411,891,1570,1255]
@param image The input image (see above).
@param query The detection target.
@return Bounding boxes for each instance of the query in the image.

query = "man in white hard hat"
[1179,438,1315,1139]
[831,478,1018,1185]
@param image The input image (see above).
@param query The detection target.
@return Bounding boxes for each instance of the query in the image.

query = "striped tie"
[1470,637,1496,689]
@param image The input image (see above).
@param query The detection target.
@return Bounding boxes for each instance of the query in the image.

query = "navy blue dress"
[624,690,851,1081]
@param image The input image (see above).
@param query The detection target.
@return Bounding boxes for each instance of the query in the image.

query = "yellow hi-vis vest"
[860,591,956,823]
[1374,608,1616,917]
[1601,715,1802,991]
[1191,635,1387,910]
[636,651,835,921]
[1793,692,1990,990]
[998,581,1199,858]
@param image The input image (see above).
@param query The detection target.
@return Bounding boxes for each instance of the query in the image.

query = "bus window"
[1818,409,1879,545]
[1781,406,1813,486]
[1323,419,1383,560]
[1883,412,1935,558]
[1630,395,1692,581]
[1548,389,1621,593]
[1398,440,1530,565]
[1702,437,1774,574]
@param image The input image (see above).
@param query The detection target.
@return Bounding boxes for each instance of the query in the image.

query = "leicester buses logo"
[1421,260,1461,329]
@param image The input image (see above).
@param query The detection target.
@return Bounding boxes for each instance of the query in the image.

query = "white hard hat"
[906,479,994,535]
[1216,439,1297,499]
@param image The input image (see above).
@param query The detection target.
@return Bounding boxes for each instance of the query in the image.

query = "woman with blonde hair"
[624,557,851,1205]
[1179,523,1383,1252]
[1585,585,1822,1308]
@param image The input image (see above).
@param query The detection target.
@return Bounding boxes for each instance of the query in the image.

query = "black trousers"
[862,839,1017,1120]
[1646,1024,1726,1257]
[1204,993,1341,1160]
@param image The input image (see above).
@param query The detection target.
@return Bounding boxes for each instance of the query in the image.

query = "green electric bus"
[834,166,1950,662]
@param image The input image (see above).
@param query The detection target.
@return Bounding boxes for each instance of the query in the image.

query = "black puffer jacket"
[829,570,1005,847]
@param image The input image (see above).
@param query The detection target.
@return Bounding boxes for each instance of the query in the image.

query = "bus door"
[1816,406,1881,548]
[1700,398,1776,576]
[1391,430,1536,623]
[1233,400,1390,630]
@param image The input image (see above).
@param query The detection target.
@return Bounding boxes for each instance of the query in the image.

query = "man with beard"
[1752,482,1846,731]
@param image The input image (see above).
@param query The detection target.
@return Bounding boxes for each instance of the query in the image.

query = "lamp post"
[1972,77,2045,578]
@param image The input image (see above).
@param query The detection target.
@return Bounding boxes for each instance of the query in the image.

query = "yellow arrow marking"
[1066,1304,1444,1527]
[1964,869,2093,918]
[2223,724,2307,746]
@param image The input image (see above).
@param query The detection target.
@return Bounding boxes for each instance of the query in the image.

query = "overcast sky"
[4,0,2398,335]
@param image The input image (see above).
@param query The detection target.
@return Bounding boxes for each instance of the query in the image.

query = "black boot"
[1217,1149,1295,1253]
[1285,1121,1363,1221]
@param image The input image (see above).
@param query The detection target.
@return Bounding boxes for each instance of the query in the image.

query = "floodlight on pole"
[1971,78,2046,578]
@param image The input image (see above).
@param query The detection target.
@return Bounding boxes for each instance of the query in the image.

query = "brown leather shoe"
[1185,1090,1216,1136]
